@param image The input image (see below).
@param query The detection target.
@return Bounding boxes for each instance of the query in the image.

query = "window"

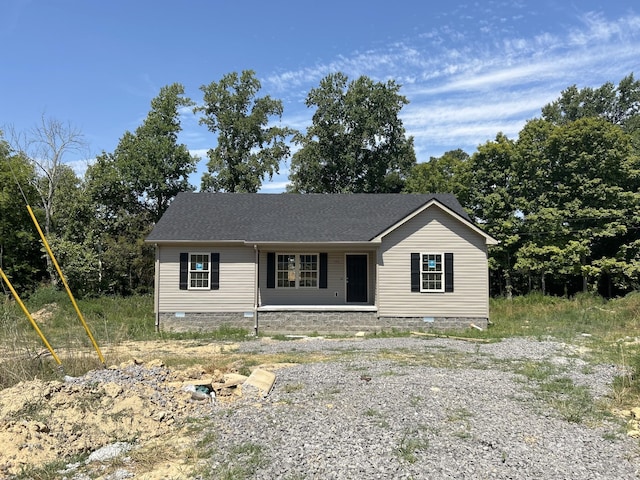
[410,252,453,293]
[276,253,318,288]
[421,253,443,292]
[189,253,210,289]
[179,252,220,290]
[299,254,318,287]
[277,254,296,288]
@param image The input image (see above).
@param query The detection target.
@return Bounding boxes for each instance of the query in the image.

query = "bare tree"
[7,115,88,283]
[8,115,87,236]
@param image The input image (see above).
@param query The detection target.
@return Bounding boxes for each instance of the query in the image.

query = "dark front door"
[346,254,368,303]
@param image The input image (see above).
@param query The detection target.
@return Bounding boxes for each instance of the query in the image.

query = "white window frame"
[420,252,444,293]
[276,253,319,289]
[189,252,210,290]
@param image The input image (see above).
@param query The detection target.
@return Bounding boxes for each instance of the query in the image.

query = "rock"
[222,373,248,387]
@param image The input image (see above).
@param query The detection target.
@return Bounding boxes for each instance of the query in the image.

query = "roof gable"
[146,192,476,243]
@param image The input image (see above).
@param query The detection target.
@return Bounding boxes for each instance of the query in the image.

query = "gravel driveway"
[206,336,639,479]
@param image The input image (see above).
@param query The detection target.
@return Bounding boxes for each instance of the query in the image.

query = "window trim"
[188,252,211,290]
[275,252,319,289]
[420,252,445,293]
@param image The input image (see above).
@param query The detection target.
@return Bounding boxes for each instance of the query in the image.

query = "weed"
[513,360,561,382]
[364,408,389,428]
[216,442,267,479]
[446,407,473,439]
[13,454,86,480]
[396,428,429,463]
[281,382,304,393]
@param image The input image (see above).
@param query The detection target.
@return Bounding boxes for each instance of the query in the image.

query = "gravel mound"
[208,336,639,479]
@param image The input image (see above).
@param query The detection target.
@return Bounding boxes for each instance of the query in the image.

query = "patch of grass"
[446,407,473,439]
[6,398,49,422]
[396,427,430,463]
[513,365,600,424]
[488,292,640,344]
[364,408,389,428]
[281,382,304,393]
[376,347,468,368]
[513,360,562,382]
[546,382,595,423]
[216,442,267,480]
[12,454,87,480]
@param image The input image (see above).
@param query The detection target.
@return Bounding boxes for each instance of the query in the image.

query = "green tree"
[86,83,196,294]
[50,164,93,243]
[541,73,640,131]
[196,70,293,192]
[90,83,197,225]
[404,149,472,206]
[469,133,522,297]
[0,135,45,293]
[508,117,639,295]
[288,72,416,193]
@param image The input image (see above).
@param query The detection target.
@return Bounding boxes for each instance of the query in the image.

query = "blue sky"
[2,0,639,192]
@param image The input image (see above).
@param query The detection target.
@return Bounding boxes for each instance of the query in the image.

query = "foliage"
[288,72,416,193]
[468,74,640,297]
[44,234,102,297]
[88,83,197,225]
[541,73,640,130]
[196,70,293,192]
[0,137,46,293]
[468,133,523,297]
[404,149,472,205]
[86,83,195,294]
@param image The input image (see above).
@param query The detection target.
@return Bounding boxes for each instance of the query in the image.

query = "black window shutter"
[410,253,420,292]
[267,252,275,288]
[319,253,328,288]
[179,253,188,290]
[445,253,454,292]
[211,252,220,290]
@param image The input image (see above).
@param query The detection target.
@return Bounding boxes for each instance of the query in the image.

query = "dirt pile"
[0,344,250,479]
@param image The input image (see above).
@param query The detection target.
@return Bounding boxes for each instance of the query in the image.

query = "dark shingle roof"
[146,192,470,243]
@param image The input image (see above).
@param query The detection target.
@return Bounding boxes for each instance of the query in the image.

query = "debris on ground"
[0,344,277,478]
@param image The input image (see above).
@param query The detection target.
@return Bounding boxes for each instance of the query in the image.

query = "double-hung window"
[179,252,220,290]
[421,253,443,292]
[276,253,318,288]
[410,252,453,293]
[189,253,210,289]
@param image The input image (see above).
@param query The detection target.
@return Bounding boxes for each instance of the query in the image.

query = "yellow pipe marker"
[0,267,62,365]
[26,205,105,365]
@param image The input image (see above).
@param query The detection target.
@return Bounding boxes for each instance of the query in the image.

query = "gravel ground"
[205,336,639,479]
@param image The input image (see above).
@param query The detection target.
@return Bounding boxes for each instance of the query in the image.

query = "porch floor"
[257,305,377,312]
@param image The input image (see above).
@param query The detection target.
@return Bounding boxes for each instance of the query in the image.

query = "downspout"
[154,244,160,332]
[254,244,259,336]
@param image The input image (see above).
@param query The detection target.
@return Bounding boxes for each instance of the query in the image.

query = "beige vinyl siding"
[157,245,255,312]
[258,249,376,306]
[378,206,489,318]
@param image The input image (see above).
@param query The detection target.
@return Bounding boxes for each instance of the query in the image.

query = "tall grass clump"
[487,291,640,343]
[0,286,157,389]
[1,285,254,390]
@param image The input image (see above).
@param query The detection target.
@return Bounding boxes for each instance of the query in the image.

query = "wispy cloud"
[267,9,640,163]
